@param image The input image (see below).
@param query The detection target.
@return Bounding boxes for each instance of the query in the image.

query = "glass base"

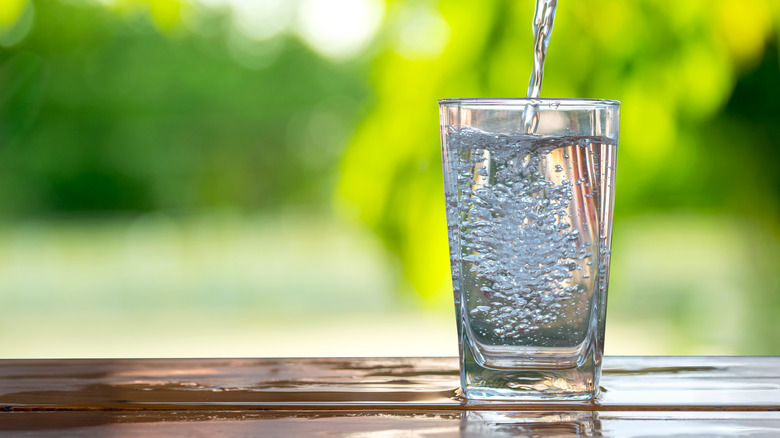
[461,344,600,401]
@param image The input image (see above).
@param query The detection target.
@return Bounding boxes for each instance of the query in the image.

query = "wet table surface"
[1,356,779,437]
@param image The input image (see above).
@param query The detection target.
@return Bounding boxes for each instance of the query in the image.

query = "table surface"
[1,356,779,437]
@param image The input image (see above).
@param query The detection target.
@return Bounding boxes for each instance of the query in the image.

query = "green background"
[2,0,779,357]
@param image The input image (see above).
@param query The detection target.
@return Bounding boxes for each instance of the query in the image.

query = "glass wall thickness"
[439,98,619,400]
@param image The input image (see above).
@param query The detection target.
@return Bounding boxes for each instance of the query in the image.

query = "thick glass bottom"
[461,343,600,401]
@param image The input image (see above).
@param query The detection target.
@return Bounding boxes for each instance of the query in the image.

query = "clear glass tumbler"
[439,98,619,400]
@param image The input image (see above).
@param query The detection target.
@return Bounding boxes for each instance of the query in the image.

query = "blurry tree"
[337,0,780,352]
[0,0,371,216]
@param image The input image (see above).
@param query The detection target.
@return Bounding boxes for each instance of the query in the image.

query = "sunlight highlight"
[295,0,384,61]
[394,5,450,60]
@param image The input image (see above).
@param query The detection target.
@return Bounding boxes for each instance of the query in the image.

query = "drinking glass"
[439,98,619,400]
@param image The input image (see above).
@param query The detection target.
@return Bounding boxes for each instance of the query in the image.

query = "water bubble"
[447,126,613,344]
[470,306,491,315]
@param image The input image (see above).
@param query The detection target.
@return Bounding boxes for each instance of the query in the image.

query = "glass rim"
[438,97,620,108]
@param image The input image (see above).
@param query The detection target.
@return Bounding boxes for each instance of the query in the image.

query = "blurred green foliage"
[0,0,369,215]
[2,0,780,354]
[336,0,780,350]
[340,0,780,298]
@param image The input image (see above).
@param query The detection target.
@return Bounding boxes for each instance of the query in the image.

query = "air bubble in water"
[445,125,616,346]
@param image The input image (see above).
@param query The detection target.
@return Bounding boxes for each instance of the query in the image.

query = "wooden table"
[2,357,779,436]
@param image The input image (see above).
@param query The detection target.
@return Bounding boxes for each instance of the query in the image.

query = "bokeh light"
[295,0,384,60]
